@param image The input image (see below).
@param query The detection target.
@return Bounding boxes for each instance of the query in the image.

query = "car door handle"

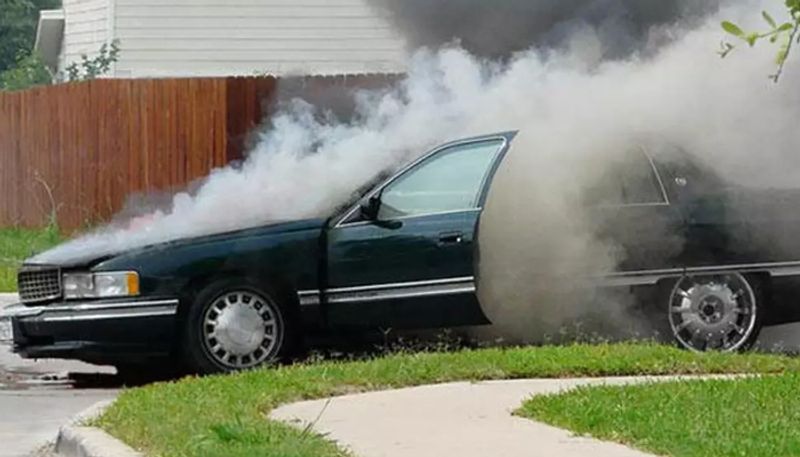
[438,232,464,245]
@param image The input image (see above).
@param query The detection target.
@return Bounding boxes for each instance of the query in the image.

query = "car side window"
[620,151,666,204]
[587,149,666,206]
[378,139,504,219]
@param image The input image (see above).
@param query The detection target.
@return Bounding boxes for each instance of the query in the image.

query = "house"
[34,0,408,78]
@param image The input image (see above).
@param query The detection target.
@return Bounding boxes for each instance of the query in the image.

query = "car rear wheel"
[666,273,763,352]
[183,280,293,374]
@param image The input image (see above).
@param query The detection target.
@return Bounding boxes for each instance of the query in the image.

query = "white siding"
[60,0,111,74]
[112,0,408,77]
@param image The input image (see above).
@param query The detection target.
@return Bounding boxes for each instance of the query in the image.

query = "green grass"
[520,374,800,457]
[0,226,61,292]
[97,344,800,457]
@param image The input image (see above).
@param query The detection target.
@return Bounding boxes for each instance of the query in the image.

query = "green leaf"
[763,11,778,28]
[722,21,746,38]
[777,22,795,32]
[746,33,760,47]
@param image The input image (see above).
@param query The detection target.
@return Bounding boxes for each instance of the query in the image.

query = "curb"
[55,400,143,457]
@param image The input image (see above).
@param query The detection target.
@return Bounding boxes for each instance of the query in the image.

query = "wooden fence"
[0,75,394,230]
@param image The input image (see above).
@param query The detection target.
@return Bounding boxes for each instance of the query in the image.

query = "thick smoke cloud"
[30,0,800,344]
[367,0,728,59]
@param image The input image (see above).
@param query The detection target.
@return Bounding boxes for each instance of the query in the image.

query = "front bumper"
[1,298,180,365]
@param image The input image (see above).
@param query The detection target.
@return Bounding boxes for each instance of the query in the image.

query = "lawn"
[97,344,800,457]
[0,226,61,292]
[520,374,800,457]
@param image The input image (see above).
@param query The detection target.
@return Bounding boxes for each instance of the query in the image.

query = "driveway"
[0,294,117,457]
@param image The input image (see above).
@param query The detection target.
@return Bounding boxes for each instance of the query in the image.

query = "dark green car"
[2,132,514,374]
[4,131,800,375]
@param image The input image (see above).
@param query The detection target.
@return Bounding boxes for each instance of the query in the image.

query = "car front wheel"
[183,280,292,374]
[666,272,763,352]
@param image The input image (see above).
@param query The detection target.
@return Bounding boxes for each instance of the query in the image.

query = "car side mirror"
[360,196,381,220]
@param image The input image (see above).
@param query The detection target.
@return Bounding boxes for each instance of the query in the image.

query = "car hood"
[25,218,327,269]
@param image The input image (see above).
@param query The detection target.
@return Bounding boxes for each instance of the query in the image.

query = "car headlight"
[63,272,140,299]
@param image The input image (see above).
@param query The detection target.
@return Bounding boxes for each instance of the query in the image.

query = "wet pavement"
[0,296,118,457]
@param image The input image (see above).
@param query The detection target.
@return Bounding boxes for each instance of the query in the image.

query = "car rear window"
[586,148,666,206]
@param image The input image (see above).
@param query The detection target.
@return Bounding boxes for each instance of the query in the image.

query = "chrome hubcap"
[668,273,756,352]
[202,291,282,369]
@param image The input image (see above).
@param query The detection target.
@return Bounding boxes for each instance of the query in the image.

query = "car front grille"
[17,267,62,304]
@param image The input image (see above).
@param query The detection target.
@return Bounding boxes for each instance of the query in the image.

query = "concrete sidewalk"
[0,390,116,457]
[271,376,698,457]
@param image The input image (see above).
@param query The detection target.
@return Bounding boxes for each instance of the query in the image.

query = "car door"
[325,132,516,329]
[589,147,686,274]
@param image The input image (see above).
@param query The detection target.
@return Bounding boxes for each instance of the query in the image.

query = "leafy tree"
[0,0,60,73]
[721,0,800,82]
[0,0,35,74]
[0,0,61,90]
[0,52,50,90]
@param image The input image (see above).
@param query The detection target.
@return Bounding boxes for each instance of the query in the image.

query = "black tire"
[182,278,296,375]
[658,273,764,352]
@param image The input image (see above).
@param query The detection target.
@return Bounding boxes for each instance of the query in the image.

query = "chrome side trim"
[41,307,177,323]
[327,276,475,294]
[768,265,800,277]
[46,299,179,313]
[297,290,321,307]
[326,277,476,304]
[599,261,800,286]
[596,268,684,287]
[6,299,179,322]
[0,304,44,319]
[686,261,800,277]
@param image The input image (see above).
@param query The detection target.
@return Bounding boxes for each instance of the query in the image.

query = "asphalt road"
[0,295,117,457]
